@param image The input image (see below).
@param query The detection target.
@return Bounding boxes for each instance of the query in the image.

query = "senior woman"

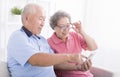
[47,10,97,77]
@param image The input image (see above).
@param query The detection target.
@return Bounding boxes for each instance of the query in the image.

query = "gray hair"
[21,3,41,23]
[49,10,71,30]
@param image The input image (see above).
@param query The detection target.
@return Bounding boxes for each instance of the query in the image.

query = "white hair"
[21,3,42,23]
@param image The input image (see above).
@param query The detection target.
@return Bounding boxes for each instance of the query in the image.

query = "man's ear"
[25,15,29,21]
[24,15,30,24]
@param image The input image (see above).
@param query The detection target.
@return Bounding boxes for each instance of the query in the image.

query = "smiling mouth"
[62,31,68,35]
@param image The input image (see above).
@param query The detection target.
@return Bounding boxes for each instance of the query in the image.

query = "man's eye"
[39,18,45,21]
[39,18,42,20]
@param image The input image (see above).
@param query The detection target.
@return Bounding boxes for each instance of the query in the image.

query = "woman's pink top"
[47,32,93,77]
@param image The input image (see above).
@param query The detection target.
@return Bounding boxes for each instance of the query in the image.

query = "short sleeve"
[7,31,37,66]
[78,34,87,50]
[70,32,87,50]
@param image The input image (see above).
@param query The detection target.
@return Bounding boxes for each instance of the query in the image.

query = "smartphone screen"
[85,53,95,61]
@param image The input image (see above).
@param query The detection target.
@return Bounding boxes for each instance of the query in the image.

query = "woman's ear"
[54,27,57,31]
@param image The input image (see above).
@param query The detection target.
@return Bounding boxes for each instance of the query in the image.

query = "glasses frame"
[56,24,73,30]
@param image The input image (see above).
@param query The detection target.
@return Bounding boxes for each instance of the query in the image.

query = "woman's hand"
[72,21,82,34]
[76,59,92,72]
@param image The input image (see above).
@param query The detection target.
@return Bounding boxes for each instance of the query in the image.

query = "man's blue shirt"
[7,26,56,77]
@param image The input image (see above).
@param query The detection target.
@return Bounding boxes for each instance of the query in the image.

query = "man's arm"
[28,53,81,66]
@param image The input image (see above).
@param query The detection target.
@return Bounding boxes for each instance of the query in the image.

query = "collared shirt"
[47,32,93,77]
[47,32,87,54]
[7,26,56,77]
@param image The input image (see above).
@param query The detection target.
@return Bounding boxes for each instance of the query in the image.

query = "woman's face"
[54,17,71,40]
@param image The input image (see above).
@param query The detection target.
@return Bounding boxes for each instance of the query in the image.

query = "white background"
[0,0,120,76]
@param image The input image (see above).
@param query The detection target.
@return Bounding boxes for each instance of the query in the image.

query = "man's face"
[27,8,46,35]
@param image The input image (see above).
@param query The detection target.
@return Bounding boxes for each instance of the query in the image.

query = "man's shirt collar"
[22,26,32,37]
[22,26,41,39]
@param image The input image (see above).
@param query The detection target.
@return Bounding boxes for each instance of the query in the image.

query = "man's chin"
[36,31,41,35]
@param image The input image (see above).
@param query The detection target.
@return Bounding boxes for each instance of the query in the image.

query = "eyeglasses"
[57,24,73,30]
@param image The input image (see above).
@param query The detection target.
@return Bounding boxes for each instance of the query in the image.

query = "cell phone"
[85,53,95,61]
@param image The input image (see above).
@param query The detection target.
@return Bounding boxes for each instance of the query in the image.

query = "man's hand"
[66,54,92,72]
[67,54,82,63]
